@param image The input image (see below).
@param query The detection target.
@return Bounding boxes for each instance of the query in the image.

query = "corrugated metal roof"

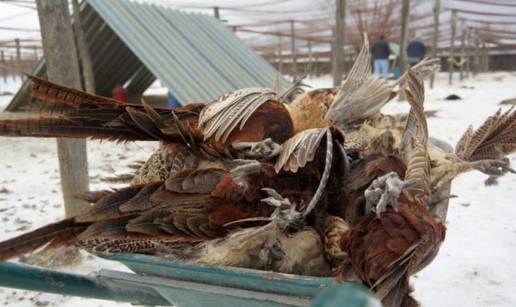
[5,0,289,111]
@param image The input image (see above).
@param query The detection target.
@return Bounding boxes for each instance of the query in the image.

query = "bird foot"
[261,188,303,229]
[365,172,415,218]
[232,138,282,160]
[471,158,516,176]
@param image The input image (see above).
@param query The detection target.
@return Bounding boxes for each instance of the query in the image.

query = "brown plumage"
[339,70,446,307]
[0,76,294,160]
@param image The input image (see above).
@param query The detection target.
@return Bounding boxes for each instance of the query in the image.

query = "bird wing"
[198,88,277,143]
[400,69,431,199]
[275,127,327,173]
[325,34,393,126]
[455,107,516,161]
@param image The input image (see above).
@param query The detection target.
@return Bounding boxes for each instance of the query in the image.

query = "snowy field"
[0,72,515,306]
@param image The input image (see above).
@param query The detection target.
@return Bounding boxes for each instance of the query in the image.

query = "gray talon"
[232,138,282,159]
[365,172,414,217]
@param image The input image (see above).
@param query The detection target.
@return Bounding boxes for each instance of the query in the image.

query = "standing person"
[407,37,426,66]
[371,35,392,81]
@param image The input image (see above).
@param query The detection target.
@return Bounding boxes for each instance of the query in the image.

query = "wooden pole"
[398,0,410,100]
[466,27,471,78]
[277,36,283,74]
[0,50,5,83]
[449,9,457,85]
[14,38,21,80]
[307,39,313,76]
[460,25,466,81]
[473,30,480,76]
[430,0,440,89]
[213,6,220,20]
[332,0,345,86]
[290,20,297,79]
[10,55,15,81]
[35,0,90,218]
[72,0,95,94]
[482,41,488,72]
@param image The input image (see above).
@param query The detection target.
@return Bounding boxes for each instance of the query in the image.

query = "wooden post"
[213,6,220,20]
[398,0,410,100]
[72,0,95,94]
[14,38,21,80]
[482,41,488,72]
[460,25,466,81]
[449,9,457,85]
[35,0,90,218]
[466,27,471,78]
[0,50,5,83]
[473,30,480,76]
[307,39,313,76]
[290,20,297,79]
[332,0,345,86]
[10,55,15,81]
[277,36,283,74]
[430,0,440,89]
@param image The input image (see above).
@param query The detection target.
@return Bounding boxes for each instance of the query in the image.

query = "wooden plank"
[430,0,440,89]
[332,0,346,86]
[35,0,90,217]
[72,0,96,94]
[449,9,457,85]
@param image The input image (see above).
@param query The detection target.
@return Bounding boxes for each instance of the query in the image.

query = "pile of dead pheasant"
[0,37,515,307]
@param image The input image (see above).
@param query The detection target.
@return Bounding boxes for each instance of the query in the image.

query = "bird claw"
[365,172,413,218]
[472,158,515,176]
[232,138,282,160]
[260,188,302,228]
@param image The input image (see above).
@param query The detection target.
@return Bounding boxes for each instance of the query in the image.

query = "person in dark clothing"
[371,35,392,81]
[407,38,426,65]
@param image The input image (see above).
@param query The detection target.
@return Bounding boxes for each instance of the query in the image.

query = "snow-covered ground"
[0,72,515,306]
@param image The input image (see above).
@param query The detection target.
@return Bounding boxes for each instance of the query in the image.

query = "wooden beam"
[398,0,410,100]
[14,38,21,80]
[213,6,220,20]
[430,0,440,89]
[466,27,471,78]
[449,9,457,85]
[290,20,297,78]
[460,25,466,81]
[0,50,5,83]
[35,0,90,217]
[72,0,95,94]
[332,0,346,86]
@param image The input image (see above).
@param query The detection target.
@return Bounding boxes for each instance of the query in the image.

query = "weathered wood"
[460,25,466,81]
[277,36,283,74]
[0,50,5,83]
[72,0,95,94]
[36,0,90,218]
[398,0,410,100]
[449,9,457,85]
[466,27,471,78]
[9,55,15,81]
[482,42,489,72]
[290,20,297,79]
[213,6,220,20]
[430,0,440,89]
[473,30,480,76]
[332,0,346,86]
[308,39,313,75]
[14,38,21,80]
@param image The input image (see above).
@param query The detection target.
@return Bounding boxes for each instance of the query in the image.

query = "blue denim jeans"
[373,59,389,81]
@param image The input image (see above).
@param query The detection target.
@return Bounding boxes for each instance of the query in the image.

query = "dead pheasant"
[339,70,446,306]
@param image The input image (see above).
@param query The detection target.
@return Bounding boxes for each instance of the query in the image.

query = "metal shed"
[5,0,289,111]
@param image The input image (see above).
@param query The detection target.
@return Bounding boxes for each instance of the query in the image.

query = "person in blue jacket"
[407,37,426,66]
[371,35,392,81]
